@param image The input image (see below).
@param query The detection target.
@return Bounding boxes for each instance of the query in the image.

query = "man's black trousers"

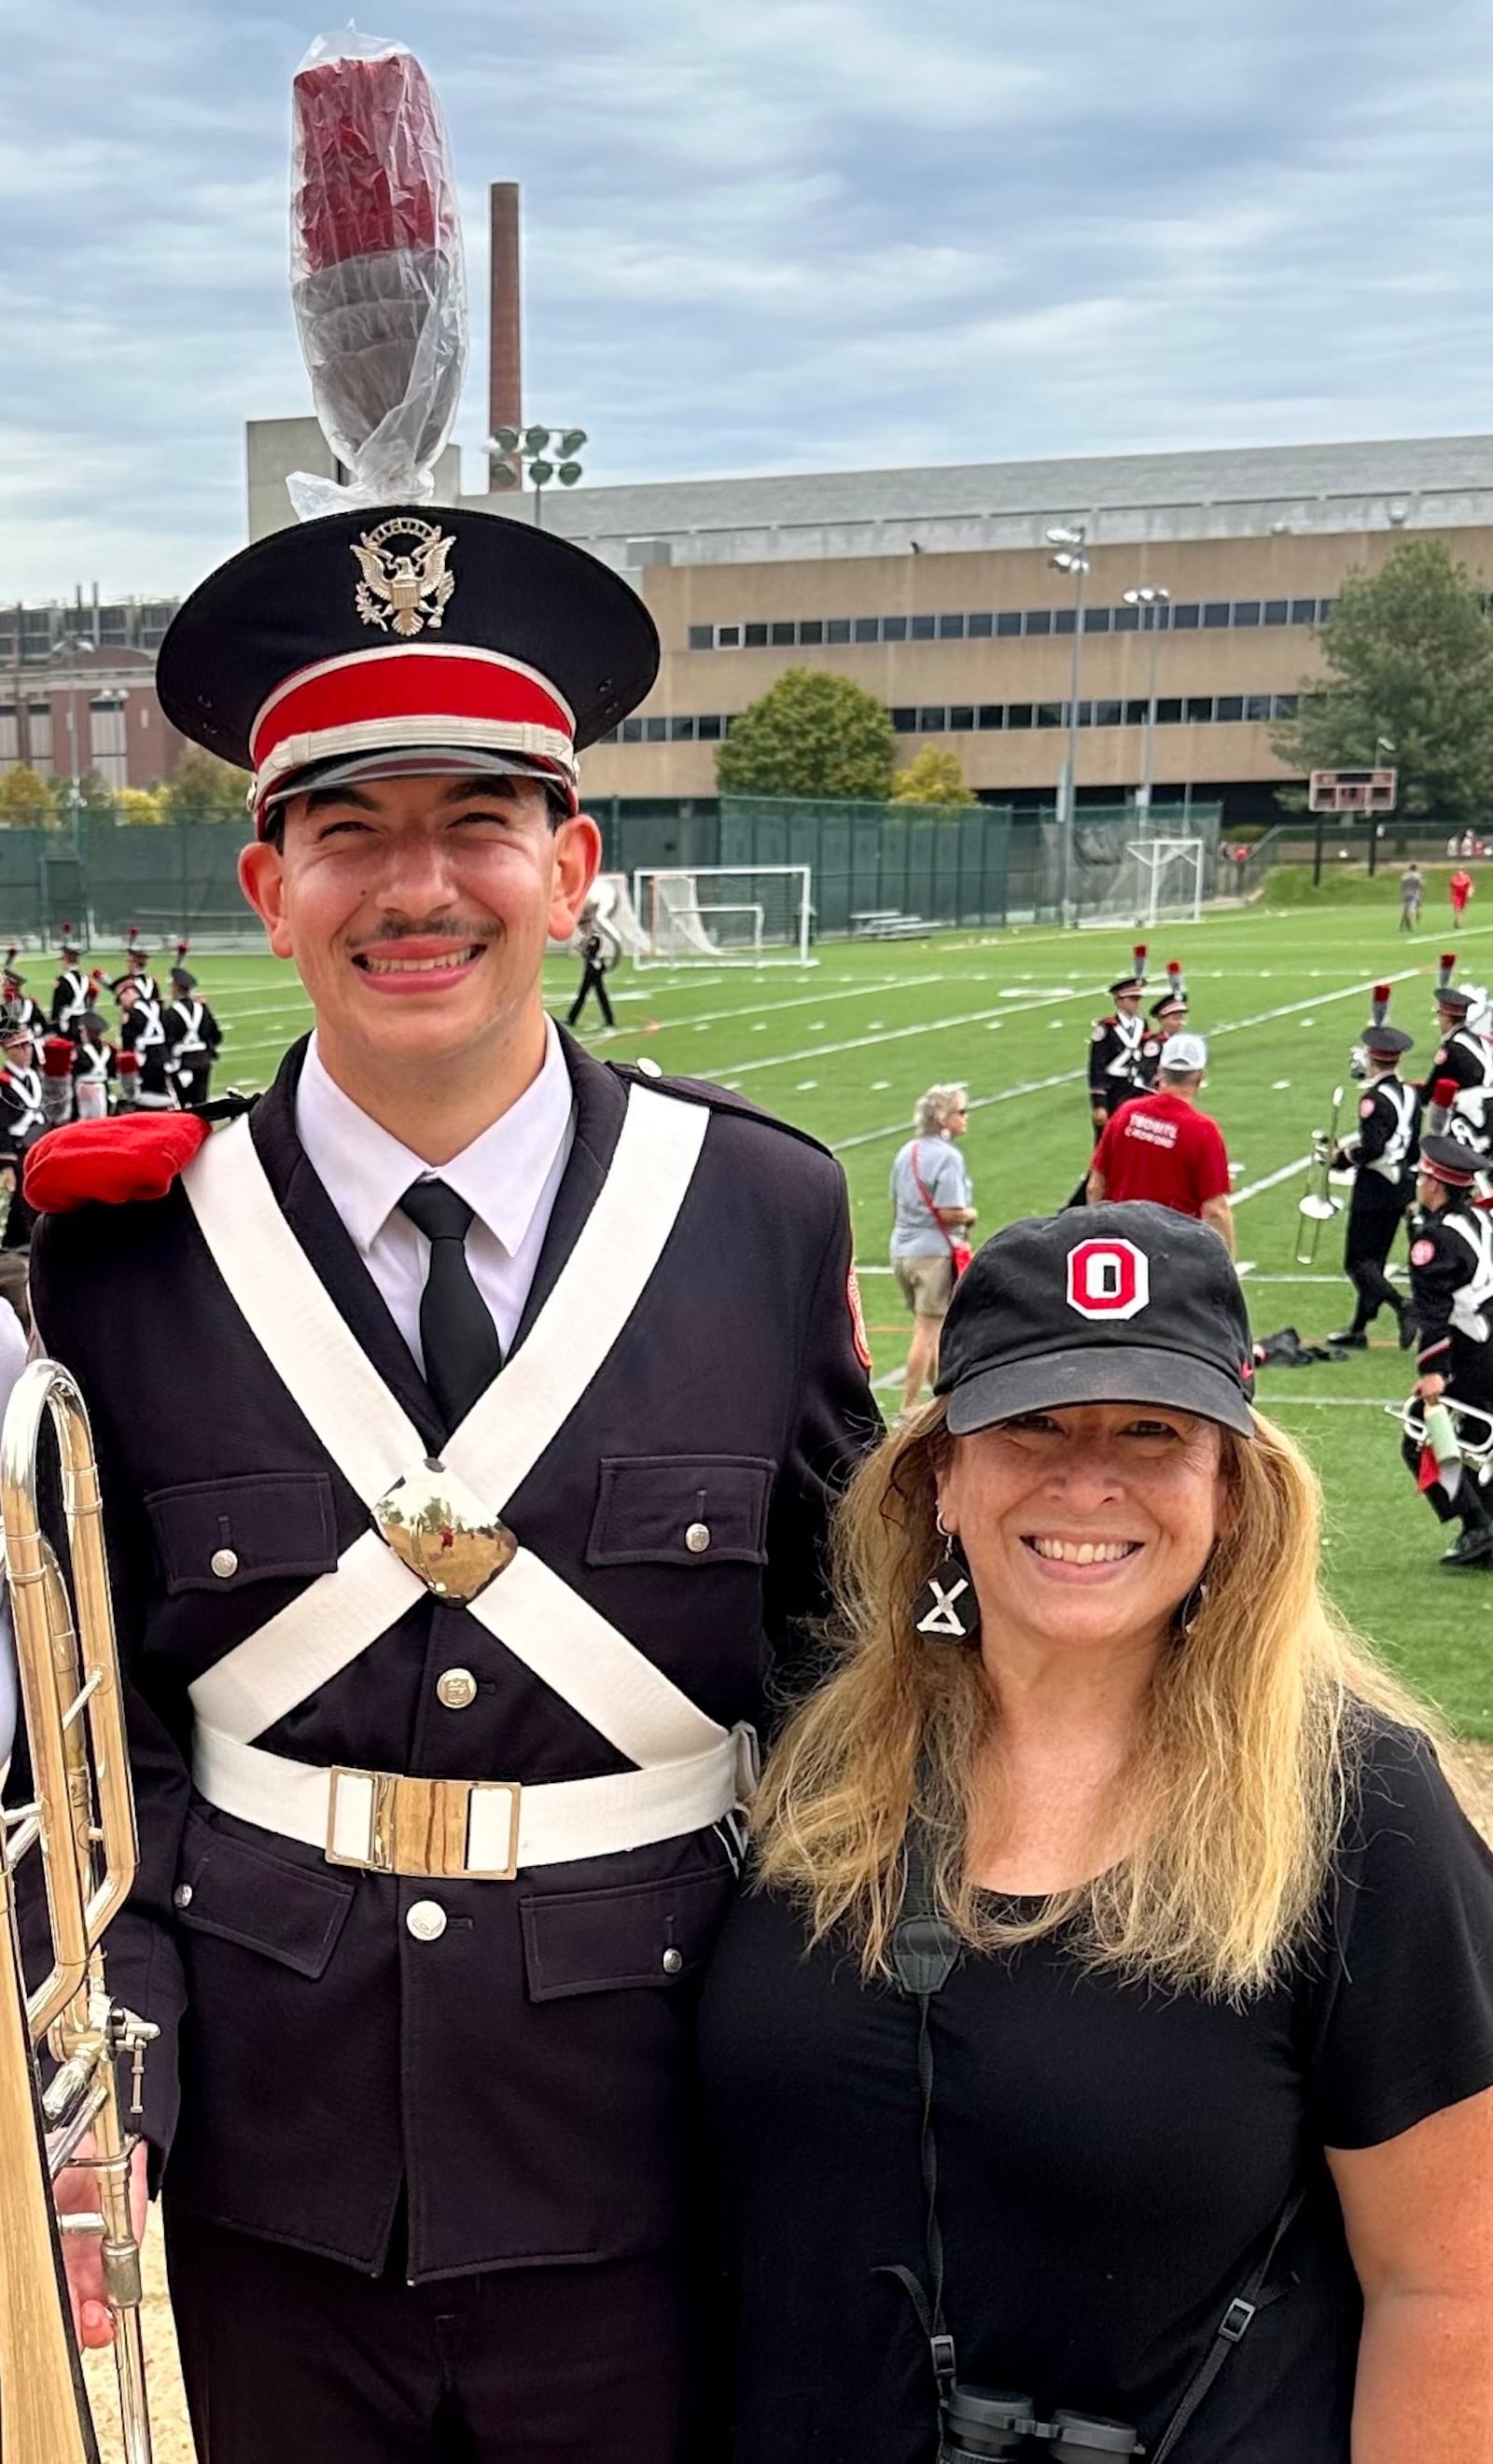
[1343,1178,1407,1331]
[164,2203,697,2462]
[566,963,615,1030]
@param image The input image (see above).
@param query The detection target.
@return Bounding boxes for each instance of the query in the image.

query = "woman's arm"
[1329,2084,1493,2463]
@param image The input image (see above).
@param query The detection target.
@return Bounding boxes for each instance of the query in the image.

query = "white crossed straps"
[180,1085,756,1873]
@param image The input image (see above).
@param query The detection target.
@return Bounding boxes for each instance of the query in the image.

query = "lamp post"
[488,425,587,530]
[49,636,95,842]
[1123,585,1171,817]
[1368,734,1396,878]
[1046,524,1090,926]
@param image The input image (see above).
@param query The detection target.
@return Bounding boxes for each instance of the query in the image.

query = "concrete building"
[243,425,1493,826]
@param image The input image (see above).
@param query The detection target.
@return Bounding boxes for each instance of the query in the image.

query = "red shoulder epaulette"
[24,1113,212,1214]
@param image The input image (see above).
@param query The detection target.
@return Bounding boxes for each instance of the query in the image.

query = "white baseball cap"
[1160,1031,1207,1073]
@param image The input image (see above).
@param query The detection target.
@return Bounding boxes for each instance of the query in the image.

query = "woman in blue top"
[889,1083,976,1422]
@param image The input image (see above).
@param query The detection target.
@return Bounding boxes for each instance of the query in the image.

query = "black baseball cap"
[934,1203,1256,1440]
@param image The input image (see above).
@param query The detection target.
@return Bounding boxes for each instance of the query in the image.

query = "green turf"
[188,893,1493,1736]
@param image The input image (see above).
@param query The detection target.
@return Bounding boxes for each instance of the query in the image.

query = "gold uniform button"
[684,1522,711,1554]
[436,1668,478,1711]
[210,1547,239,1580]
[662,1946,685,1976]
[405,1900,447,1943]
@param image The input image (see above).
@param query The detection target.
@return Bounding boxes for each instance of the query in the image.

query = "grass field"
[187,870,1493,1737]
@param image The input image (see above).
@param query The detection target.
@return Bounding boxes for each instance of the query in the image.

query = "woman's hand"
[55,2136,150,2347]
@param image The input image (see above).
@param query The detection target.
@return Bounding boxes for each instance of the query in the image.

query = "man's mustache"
[348,917,504,950]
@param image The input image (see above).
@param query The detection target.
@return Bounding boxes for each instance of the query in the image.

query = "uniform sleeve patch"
[847,1265,872,1371]
[1359,1097,1376,1120]
[1091,1023,1106,1043]
[1410,1237,1437,1266]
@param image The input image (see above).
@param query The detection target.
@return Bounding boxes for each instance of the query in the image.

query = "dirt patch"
[1451,1739,1493,1841]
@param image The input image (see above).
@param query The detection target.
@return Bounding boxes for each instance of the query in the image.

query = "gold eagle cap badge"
[352,515,457,638]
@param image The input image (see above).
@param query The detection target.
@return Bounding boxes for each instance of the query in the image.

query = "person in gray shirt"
[889,1082,976,1417]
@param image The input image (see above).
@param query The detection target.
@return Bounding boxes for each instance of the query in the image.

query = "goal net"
[632,866,815,967]
[1112,837,1206,926]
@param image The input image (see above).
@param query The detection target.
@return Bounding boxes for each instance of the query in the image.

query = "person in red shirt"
[1086,1031,1235,1251]
[1450,868,1474,922]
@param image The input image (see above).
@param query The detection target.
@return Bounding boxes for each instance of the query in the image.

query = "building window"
[1053,607,1076,635]
[968,611,993,638]
[1290,598,1317,624]
[1215,695,1245,722]
[1272,694,1299,719]
[89,696,128,788]
[644,717,667,742]
[793,619,820,646]
[1202,603,1230,629]
[1082,606,1111,633]
[891,707,917,733]
[1156,699,1183,725]
[718,624,740,647]
[668,717,696,741]
[1317,600,1334,621]
[1025,608,1053,637]
[1185,696,1214,722]
[996,611,1023,638]
[1171,604,1199,630]
[27,703,51,764]
[854,617,879,643]
[1007,703,1034,729]
[770,621,795,646]
[1112,602,1139,632]
[597,728,619,744]
[687,624,714,651]
[916,706,946,731]
[910,614,936,640]
[621,718,644,743]
[1123,699,1150,726]
[1036,702,1065,728]
[949,704,974,731]
[826,618,852,644]
[1095,700,1123,727]
[938,613,965,639]
[1233,601,1261,627]
[697,714,722,741]
[881,615,907,642]
[1244,694,1273,722]
[977,704,1004,729]
[1074,702,1094,727]
[744,622,768,647]
[1263,599,1289,626]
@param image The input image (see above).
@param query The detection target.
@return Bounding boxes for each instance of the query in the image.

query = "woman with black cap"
[703,1202,1493,2462]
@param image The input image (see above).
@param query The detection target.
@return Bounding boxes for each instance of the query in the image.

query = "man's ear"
[239,840,294,960]
[548,814,603,944]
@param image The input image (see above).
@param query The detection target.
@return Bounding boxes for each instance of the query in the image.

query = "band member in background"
[70,1008,116,1121]
[1404,1135,1493,1566]
[1087,960,1150,1135]
[1330,1012,1419,1350]
[31,494,876,2463]
[1422,971,1493,1146]
[0,1020,48,1249]
[3,954,45,1041]
[1137,976,1189,1089]
[163,964,222,1107]
[565,898,619,1033]
[115,976,174,1108]
[110,938,160,1006]
[50,936,91,1038]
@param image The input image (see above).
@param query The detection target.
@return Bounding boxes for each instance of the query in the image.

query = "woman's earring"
[912,1510,982,1645]
[1177,1577,1209,1639]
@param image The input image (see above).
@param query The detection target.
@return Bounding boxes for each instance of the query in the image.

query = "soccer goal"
[631,866,815,967]
[1119,837,1206,926]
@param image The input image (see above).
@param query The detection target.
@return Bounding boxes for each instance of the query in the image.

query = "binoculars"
[940,2387,1142,2460]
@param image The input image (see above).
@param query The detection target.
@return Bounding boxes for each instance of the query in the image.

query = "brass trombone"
[1295,1083,1346,1265]
[0,1358,156,2463]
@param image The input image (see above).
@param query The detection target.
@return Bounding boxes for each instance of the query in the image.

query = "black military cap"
[1419,1134,1479,1188]
[170,967,198,992]
[934,1202,1255,1439]
[59,940,80,959]
[156,505,661,835]
[1148,993,1188,1022]
[1362,1024,1413,1055]
[1108,974,1144,998]
[1435,985,1475,1014]
[78,1010,106,1037]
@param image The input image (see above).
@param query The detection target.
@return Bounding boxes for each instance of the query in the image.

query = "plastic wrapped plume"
[286,30,467,520]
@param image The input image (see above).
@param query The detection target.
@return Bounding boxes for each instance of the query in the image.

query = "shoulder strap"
[909,1143,959,1263]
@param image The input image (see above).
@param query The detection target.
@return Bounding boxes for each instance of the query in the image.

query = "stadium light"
[1123,585,1171,814]
[485,425,588,529]
[1046,523,1090,926]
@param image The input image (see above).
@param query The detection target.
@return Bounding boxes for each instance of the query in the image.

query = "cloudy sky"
[5,0,1493,598]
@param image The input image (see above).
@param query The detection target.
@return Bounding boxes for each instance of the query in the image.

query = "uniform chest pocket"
[522,1864,734,2002]
[586,1455,774,1568]
[146,1472,339,1596]
[174,1810,354,1978]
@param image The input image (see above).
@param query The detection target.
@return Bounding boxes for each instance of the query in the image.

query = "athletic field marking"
[714,981,1112,1085]
[1233,1155,1311,1205]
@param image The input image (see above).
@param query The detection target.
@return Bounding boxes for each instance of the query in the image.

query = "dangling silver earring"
[912,1510,982,1645]
[1177,1577,1209,1639]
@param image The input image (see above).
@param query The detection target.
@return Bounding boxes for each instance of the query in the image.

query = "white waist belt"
[192,1720,756,1878]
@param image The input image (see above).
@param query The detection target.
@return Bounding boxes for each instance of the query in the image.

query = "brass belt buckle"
[372,1458,517,1604]
[326,1770,522,1880]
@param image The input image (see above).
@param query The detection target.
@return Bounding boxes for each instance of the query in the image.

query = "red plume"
[1439,954,1458,988]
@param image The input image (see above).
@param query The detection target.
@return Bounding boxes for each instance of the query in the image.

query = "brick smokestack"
[488,182,523,492]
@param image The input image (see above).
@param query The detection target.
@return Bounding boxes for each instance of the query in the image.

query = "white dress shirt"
[295,1021,576,1370]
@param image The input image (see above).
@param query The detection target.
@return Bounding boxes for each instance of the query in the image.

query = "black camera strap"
[883,1821,1307,2457]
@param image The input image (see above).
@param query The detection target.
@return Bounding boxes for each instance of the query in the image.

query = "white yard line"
[1232,1155,1311,1205]
[718,981,1111,1085]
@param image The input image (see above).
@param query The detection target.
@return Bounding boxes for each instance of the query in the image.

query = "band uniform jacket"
[1087,1013,1147,1113]
[118,1001,173,1102]
[1429,1023,1493,1101]
[28,1032,878,2281]
[1345,1076,1420,1207]
[163,995,222,1103]
[51,968,91,1036]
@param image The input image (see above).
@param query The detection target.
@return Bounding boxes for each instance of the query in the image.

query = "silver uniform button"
[210,1547,239,1580]
[173,1884,194,1910]
[684,1522,710,1554]
[436,1667,478,1711]
[636,1056,663,1079]
[661,1946,685,1976]
[405,1900,447,1943]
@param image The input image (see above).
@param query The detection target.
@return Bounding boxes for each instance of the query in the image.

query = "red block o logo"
[1067,1238,1150,1320]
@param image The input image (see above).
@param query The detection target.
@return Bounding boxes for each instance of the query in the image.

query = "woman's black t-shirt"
[699,1722,1493,2463]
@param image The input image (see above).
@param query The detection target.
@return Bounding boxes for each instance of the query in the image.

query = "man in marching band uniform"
[1137,968,1188,1091]
[115,975,174,1108]
[0,1019,49,1249]
[1403,1135,1493,1566]
[1086,955,1151,1135]
[50,935,91,1040]
[110,938,161,1008]
[163,962,223,1107]
[29,501,875,2461]
[1422,963,1493,1147]
[3,954,46,1041]
[1329,996,1419,1351]
[70,1007,117,1120]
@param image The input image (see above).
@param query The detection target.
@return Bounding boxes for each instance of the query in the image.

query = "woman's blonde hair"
[913,1084,968,1138]
[754,1403,1438,2000]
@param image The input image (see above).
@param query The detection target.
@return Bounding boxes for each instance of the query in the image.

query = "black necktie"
[398,1178,504,1437]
